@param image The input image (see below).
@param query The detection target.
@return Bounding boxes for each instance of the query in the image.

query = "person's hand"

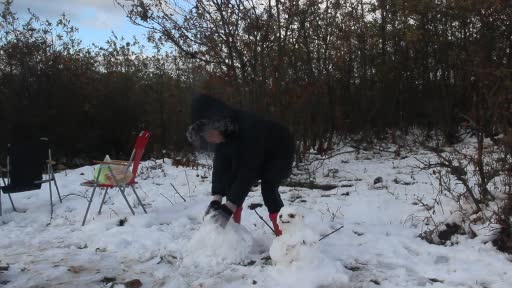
[204,202,233,228]
[204,200,222,218]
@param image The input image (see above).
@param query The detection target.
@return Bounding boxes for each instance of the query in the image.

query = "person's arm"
[225,135,264,207]
[205,142,262,227]
[204,145,233,222]
[211,144,231,196]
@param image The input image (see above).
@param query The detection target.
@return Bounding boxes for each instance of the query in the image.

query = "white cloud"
[11,0,128,29]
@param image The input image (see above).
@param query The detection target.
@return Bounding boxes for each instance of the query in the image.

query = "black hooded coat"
[188,94,295,213]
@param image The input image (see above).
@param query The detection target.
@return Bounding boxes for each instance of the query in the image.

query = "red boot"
[233,206,243,224]
[269,213,282,236]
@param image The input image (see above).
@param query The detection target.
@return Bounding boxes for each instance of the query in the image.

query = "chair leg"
[98,188,109,215]
[130,185,147,214]
[0,192,2,216]
[118,187,135,216]
[53,177,62,203]
[49,181,54,219]
[106,166,135,216]
[7,193,16,212]
[82,185,98,226]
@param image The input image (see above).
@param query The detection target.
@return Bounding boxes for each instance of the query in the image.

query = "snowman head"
[278,206,305,233]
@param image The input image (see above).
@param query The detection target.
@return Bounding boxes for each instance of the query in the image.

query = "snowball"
[183,221,254,266]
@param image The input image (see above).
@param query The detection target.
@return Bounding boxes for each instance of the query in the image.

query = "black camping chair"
[0,138,62,217]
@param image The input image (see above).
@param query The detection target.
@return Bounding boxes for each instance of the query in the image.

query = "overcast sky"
[11,0,147,47]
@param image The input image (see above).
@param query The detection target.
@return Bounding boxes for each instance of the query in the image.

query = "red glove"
[269,213,282,236]
[233,206,243,224]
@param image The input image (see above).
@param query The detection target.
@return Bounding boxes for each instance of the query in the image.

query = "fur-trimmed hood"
[186,94,238,146]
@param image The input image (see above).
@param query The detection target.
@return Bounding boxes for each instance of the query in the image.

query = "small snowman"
[269,206,318,265]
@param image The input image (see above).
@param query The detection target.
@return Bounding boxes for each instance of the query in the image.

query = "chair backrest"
[5,138,48,192]
[129,131,151,182]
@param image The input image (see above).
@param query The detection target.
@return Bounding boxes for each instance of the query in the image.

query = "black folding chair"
[0,138,62,217]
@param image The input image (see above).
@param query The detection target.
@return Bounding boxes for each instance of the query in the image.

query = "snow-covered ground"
[1,147,511,288]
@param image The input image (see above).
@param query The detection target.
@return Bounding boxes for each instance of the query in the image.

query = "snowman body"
[269,206,318,265]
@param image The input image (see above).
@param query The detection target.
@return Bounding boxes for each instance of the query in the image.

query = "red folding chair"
[81,131,150,226]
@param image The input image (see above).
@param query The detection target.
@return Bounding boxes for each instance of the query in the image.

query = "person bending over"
[186,94,295,235]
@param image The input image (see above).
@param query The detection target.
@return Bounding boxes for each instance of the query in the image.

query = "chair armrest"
[108,160,130,164]
[46,160,56,165]
[93,160,129,166]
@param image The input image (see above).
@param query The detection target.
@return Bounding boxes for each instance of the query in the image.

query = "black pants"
[215,151,294,214]
[259,156,293,214]
[217,158,291,214]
